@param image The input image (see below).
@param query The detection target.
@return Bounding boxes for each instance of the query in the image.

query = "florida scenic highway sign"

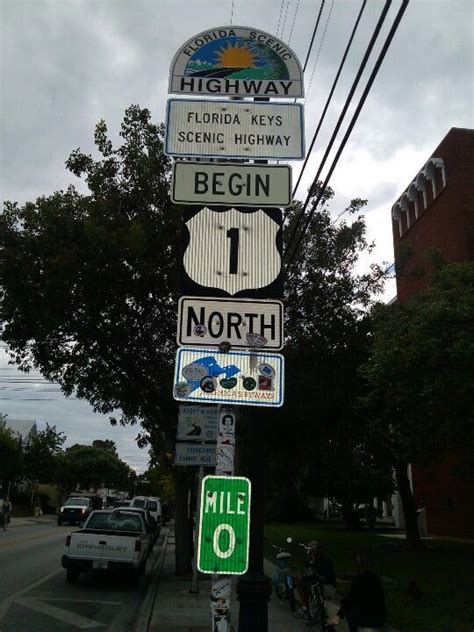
[171,162,292,208]
[177,296,283,350]
[169,26,304,98]
[197,475,251,574]
[180,206,283,299]
[173,347,284,407]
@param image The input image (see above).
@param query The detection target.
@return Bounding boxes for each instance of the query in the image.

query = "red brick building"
[391,127,474,539]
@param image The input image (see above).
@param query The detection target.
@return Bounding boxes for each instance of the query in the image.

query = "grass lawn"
[264,523,474,632]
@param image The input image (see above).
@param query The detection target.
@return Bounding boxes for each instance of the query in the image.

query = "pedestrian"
[328,552,386,632]
[2,497,12,530]
[34,496,41,519]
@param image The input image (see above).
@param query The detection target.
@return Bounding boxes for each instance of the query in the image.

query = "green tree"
[265,191,387,523]
[92,439,118,456]
[362,262,474,547]
[23,424,66,496]
[0,415,21,491]
[57,443,134,492]
[0,105,184,561]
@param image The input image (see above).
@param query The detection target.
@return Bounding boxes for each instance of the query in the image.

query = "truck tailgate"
[68,531,140,564]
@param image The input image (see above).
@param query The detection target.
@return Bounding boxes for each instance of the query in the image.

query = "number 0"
[213,523,236,559]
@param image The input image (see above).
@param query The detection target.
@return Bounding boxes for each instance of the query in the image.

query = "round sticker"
[220,377,237,390]
[247,332,268,347]
[174,382,194,398]
[193,324,207,337]
[182,362,207,381]
[258,363,275,378]
[200,375,217,393]
[242,376,257,391]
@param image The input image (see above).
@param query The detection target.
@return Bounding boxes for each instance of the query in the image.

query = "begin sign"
[197,475,251,575]
[172,162,292,208]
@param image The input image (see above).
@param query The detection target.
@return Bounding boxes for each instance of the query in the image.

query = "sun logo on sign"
[215,43,256,69]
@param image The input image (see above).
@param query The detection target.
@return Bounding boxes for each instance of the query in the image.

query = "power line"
[275,0,286,37]
[230,0,236,25]
[287,0,301,45]
[286,0,410,265]
[280,0,292,40]
[305,0,335,99]
[285,0,393,258]
[302,0,326,73]
[292,0,367,199]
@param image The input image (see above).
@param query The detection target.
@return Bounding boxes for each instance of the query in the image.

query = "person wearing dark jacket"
[329,553,386,632]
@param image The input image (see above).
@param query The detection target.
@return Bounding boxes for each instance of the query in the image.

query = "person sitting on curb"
[328,552,386,632]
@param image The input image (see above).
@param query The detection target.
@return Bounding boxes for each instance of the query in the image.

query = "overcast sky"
[1,0,473,471]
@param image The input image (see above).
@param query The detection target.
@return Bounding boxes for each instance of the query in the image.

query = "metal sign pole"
[210,405,237,631]
[190,464,204,594]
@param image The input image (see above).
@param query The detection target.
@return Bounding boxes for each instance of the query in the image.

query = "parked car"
[113,507,159,550]
[61,509,150,584]
[58,497,92,526]
[130,496,162,525]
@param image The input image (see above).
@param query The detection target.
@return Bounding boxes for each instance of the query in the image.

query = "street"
[0,519,163,631]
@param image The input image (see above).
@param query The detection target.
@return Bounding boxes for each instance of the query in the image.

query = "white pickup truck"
[61,509,150,584]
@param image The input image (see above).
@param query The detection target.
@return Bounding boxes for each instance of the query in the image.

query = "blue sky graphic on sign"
[185,36,289,80]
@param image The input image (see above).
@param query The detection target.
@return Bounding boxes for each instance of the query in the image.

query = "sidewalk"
[148,525,348,632]
[8,515,57,527]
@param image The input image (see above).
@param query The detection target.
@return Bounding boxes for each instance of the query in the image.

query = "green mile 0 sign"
[197,476,251,575]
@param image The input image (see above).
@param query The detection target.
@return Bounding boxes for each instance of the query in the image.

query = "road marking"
[0,568,63,622]
[15,598,104,629]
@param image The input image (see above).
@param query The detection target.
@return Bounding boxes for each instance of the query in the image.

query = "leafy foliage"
[362,262,474,466]
[1,106,180,461]
[23,423,65,485]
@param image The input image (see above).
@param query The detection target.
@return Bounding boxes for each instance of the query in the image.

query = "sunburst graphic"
[216,43,256,68]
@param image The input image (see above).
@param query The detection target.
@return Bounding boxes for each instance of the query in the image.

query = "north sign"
[173,347,284,407]
[169,26,304,98]
[177,404,218,441]
[197,476,251,575]
[165,99,305,160]
[171,162,292,208]
[180,206,282,299]
[175,443,217,466]
[177,297,283,350]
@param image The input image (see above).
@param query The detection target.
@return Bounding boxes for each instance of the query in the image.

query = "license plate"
[92,560,108,569]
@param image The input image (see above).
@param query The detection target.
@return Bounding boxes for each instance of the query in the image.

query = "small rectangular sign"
[165,99,305,160]
[173,348,284,407]
[197,475,251,574]
[175,442,217,466]
[172,162,292,208]
[177,404,218,441]
[177,297,283,350]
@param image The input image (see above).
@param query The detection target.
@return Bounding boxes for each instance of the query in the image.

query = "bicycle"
[271,538,297,613]
[297,542,335,632]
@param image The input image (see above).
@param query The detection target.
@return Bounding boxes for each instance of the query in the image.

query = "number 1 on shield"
[226,228,239,275]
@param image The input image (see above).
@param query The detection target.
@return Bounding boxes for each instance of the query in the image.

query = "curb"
[134,526,170,632]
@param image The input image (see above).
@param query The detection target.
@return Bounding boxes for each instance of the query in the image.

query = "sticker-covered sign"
[172,162,292,208]
[177,296,283,350]
[173,348,284,407]
[181,207,283,299]
[197,476,251,574]
[175,442,217,466]
[169,26,304,98]
[177,404,218,441]
[165,99,305,160]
